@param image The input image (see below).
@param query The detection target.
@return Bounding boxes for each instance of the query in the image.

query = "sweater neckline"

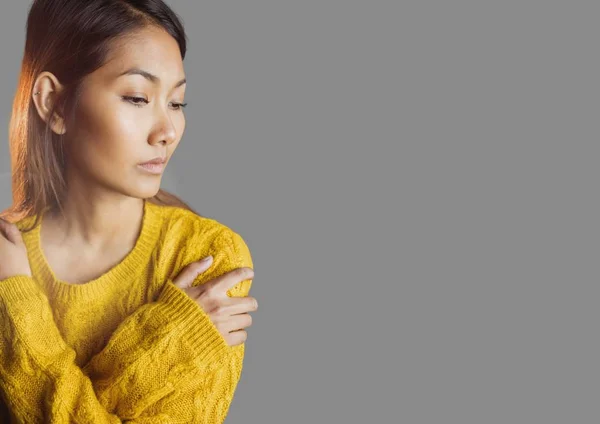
[26,199,163,299]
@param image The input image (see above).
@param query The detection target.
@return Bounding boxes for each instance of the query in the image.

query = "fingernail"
[201,255,213,262]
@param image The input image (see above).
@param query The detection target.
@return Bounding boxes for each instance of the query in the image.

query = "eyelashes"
[122,96,187,111]
[122,96,148,107]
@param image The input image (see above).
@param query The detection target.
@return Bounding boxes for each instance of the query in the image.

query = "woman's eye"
[122,96,148,107]
[122,96,187,111]
[170,102,188,111]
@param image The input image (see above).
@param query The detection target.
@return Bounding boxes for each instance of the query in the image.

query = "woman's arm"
[84,229,254,421]
[0,229,253,422]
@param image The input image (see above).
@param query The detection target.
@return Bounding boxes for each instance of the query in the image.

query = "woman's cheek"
[113,108,143,138]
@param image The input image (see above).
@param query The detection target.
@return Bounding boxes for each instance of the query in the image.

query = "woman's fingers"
[213,296,258,316]
[0,218,17,244]
[206,267,254,297]
[172,256,213,289]
[225,330,248,347]
[171,259,257,347]
[0,219,26,247]
[215,312,253,333]
[0,219,8,242]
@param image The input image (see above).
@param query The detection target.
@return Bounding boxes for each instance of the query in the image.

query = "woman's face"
[61,26,187,199]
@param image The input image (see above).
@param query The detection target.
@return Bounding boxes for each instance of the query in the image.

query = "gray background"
[1,1,598,423]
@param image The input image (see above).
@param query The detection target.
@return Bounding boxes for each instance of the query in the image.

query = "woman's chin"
[127,181,162,199]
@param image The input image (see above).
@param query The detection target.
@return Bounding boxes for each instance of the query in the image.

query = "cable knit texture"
[0,200,254,423]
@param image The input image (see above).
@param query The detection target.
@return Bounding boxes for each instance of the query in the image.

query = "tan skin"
[0,26,256,347]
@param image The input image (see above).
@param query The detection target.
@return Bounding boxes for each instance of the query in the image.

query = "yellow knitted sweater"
[0,199,254,423]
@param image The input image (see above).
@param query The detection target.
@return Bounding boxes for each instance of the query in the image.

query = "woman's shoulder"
[13,214,38,232]
[152,202,252,269]
[150,203,253,297]
[155,203,232,243]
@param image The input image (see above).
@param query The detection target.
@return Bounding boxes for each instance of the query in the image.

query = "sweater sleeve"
[83,228,254,422]
[0,228,254,423]
[0,275,134,423]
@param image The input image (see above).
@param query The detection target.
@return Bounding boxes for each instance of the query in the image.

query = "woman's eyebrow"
[118,67,186,89]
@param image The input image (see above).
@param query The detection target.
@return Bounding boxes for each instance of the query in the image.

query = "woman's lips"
[137,162,165,174]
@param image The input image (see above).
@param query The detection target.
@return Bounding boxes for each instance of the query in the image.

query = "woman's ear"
[31,71,67,135]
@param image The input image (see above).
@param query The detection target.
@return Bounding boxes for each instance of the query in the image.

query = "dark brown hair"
[0,0,199,231]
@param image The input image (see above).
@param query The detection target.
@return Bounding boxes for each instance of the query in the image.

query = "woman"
[0,0,258,422]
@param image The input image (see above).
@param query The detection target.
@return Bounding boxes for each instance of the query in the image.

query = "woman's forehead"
[96,30,184,84]
[94,57,185,91]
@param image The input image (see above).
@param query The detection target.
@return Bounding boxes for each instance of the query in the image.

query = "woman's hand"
[172,256,257,347]
[0,218,32,280]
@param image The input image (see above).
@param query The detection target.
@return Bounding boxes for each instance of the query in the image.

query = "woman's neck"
[42,198,145,250]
